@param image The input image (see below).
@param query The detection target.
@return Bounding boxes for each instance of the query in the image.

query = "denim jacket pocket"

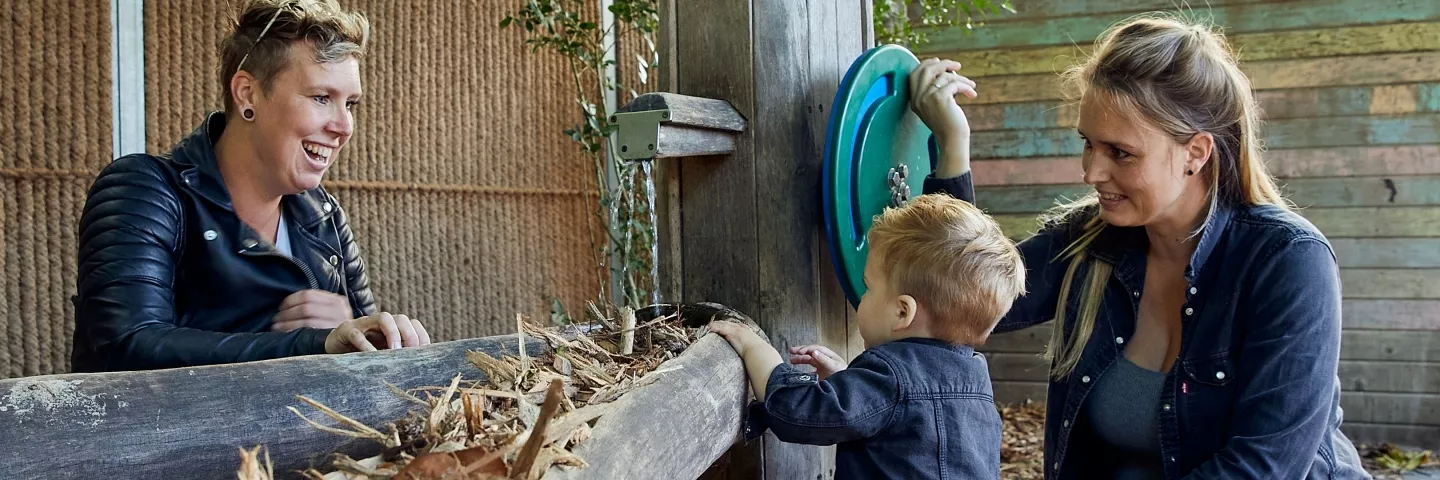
[1182,352,1234,387]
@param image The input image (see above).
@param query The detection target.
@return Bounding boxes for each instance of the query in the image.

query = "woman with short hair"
[73,0,429,373]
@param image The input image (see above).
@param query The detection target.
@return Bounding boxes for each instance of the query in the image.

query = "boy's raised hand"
[789,345,847,380]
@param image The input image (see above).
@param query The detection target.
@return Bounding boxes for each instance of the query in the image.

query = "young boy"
[709,193,1026,479]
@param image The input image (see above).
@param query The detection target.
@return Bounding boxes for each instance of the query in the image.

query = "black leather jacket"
[72,113,377,373]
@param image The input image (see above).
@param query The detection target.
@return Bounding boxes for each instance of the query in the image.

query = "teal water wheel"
[822,44,938,308]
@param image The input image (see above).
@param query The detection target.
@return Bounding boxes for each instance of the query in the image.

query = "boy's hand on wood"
[789,345,847,380]
[708,320,763,357]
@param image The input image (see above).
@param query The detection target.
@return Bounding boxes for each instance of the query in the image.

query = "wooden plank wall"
[913,0,1440,448]
[674,1,869,477]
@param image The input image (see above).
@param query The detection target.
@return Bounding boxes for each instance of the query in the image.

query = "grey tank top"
[1083,355,1167,479]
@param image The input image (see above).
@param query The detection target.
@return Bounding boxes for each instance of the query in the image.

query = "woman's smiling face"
[1077,90,1197,228]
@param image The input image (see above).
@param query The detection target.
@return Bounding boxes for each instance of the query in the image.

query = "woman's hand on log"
[324,312,432,354]
[788,345,847,380]
[272,290,354,331]
[908,57,976,179]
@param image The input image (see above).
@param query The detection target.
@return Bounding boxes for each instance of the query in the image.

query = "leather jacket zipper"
[239,248,319,289]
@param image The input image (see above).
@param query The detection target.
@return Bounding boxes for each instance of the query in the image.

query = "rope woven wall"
[145,0,601,345]
[0,1,111,378]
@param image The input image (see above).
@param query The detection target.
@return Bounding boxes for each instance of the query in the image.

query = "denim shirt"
[745,338,1001,480]
[926,173,1369,479]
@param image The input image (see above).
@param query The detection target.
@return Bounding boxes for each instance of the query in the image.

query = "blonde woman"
[73,0,428,373]
[912,16,1369,479]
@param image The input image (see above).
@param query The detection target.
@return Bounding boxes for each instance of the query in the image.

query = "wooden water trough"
[0,304,755,479]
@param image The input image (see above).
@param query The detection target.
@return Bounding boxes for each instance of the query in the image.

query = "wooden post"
[671,1,872,478]
[0,336,540,479]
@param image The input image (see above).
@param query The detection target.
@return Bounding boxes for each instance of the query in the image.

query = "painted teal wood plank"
[975,176,1440,213]
[1283,176,1440,207]
[921,0,1440,51]
[960,0,1265,23]
[1236,114,1439,150]
[1422,84,1440,112]
[972,84,1440,132]
[1333,239,1440,268]
[975,114,1440,158]
[973,129,1084,159]
[1001,103,1059,130]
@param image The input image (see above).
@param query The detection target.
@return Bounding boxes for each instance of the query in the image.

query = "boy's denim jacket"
[925,172,1369,479]
[746,338,1001,480]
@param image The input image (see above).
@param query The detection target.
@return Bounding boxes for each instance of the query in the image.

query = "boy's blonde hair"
[868,194,1026,344]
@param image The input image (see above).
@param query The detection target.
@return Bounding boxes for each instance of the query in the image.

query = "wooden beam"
[983,327,1440,362]
[969,114,1440,159]
[1333,239,1440,268]
[920,22,1440,77]
[1342,269,1440,299]
[1340,362,1440,394]
[656,126,740,158]
[654,0,683,303]
[616,93,747,159]
[675,0,763,478]
[1341,329,1440,362]
[1341,392,1440,426]
[0,335,541,479]
[970,145,1440,186]
[547,334,750,480]
[950,52,1440,105]
[917,0,1440,51]
[1342,300,1440,330]
[976,176,1440,213]
[967,83,1440,132]
[1342,422,1440,450]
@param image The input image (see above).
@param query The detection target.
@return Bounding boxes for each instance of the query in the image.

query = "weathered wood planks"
[967,83,1440,132]
[918,0,1440,52]
[0,335,540,479]
[968,114,1440,159]
[968,146,1440,186]
[922,22,1440,77]
[546,333,750,480]
[952,52,1440,105]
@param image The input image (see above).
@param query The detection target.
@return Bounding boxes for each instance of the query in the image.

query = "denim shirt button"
[1132,290,1140,298]
[1163,403,1172,411]
[1081,375,1091,384]
[1063,420,1070,428]
[1189,286,1198,295]
[1053,462,1060,472]
[798,375,811,381]
[1115,336,1125,345]
[1184,307,1195,316]
[1215,371,1226,380]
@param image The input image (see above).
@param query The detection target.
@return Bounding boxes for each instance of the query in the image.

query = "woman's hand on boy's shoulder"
[788,345,847,380]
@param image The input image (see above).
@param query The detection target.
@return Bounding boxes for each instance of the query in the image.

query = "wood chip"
[241,311,699,479]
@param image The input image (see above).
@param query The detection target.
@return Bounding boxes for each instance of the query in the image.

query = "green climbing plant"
[501,0,661,317]
[873,0,1015,47]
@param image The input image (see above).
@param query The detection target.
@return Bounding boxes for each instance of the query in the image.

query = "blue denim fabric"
[925,172,1370,479]
[745,338,1001,480]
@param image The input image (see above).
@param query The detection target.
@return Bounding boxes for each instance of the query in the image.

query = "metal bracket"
[887,163,911,207]
[612,109,671,161]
